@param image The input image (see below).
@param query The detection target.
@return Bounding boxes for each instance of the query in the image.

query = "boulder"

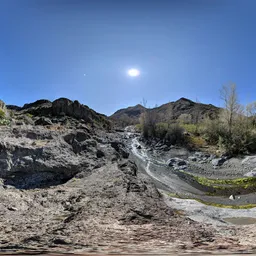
[111,141,129,159]
[188,156,197,162]
[177,160,187,166]
[167,158,188,168]
[244,170,256,177]
[35,117,52,126]
[136,145,142,149]
[242,156,256,166]
[96,149,105,158]
[211,158,226,167]
[52,98,92,122]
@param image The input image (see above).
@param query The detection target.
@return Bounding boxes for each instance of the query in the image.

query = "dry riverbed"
[128,130,256,253]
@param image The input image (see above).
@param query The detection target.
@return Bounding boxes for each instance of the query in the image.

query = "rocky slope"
[111,97,220,124]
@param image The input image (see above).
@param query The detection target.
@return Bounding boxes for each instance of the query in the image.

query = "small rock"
[188,156,197,162]
[7,206,18,211]
[177,160,187,166]
[198,160,207,164]
[158,145,169,151]
[96,149,105,158]
[136,145,142,149]
[15,121,24,125]
[52,238,70,245]
[229,195,235,200]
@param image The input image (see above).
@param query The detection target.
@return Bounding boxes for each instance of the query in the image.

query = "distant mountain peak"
[111,98,220,125]
[176,97,194,103]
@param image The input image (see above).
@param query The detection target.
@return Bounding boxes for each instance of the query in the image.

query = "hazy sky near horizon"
[1,0,256,115]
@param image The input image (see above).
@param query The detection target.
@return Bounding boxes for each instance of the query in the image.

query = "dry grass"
[188,135,206,149]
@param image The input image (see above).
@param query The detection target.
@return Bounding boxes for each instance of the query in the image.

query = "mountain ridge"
[110,97,221,125]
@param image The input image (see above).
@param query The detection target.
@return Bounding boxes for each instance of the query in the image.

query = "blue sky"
[1,0,256,115]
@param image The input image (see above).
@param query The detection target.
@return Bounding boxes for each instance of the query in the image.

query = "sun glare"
[128,68,140,77]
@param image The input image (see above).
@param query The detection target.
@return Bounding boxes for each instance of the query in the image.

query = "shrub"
[202,116,256,154]
[202,118,222,144]
[26,113,33,118]
[0,119,10,126]
[180,124,199,134]
[140,110,157,139]
[155,123,168,140]
[188,135,206,148]
[0,109,5,119]
[164,124,185,145]
[9,110,14,118]
[178,113,192,124]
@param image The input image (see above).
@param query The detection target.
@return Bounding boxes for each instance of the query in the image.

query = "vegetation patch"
[0,109,5,119]
[0,119,10,126]
[174,170,256,196]
[180,123,203,135]
[187,135,207,148]
[193,175,256,188]
[26,113,34,118]
[164,192,256,209]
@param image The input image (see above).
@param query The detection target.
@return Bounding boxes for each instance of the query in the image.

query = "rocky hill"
[111,98,220,124]
[7,98,111,129]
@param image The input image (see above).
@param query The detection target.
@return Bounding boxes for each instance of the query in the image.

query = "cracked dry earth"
[0,125,255,255]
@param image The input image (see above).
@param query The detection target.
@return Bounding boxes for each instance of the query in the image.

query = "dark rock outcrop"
[6,105,22,111]
[52,98,107,125]
[35,117,52,126]
[7,98,111,129]
[22,100,51,110]
[111,141,129,159]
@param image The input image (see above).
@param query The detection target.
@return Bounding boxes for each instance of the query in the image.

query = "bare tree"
[194,98,201,134]
[246,101,256,127]
[220,83,240,136]
[140,99,157,138]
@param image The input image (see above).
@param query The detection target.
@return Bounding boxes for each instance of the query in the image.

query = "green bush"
[0,109,5,119]
[154,123,185,145]
[26,113,33,118]
[155,123,168,139]
[201,117,256,154]
[202,119,222,144]
[0,119,10,126]
[165,124,185,145]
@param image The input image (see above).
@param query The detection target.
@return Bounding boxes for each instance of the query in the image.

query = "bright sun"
[128,68,140,77]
